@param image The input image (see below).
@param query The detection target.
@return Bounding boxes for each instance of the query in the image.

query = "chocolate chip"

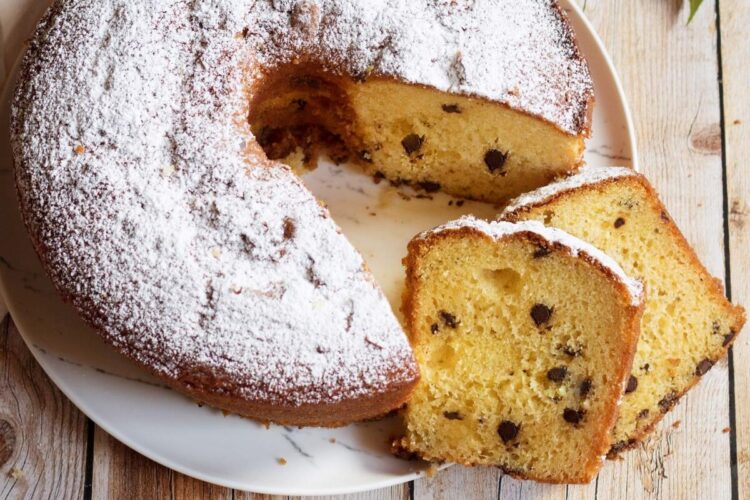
[614,217,626,229]
[558,343,583,357]
[373,171,385,184]
[546,366,568,382]
[563,408,585,425]
[417,181,441,193]
[456,200,465,207]
[660,211,670,222]
[533,245,551,258]
[579,378,593,397]
[439,310,459,328]
[641,363,651,373]
[625,375,638,394]
[443,411,463,420]
[430,323,439,334]
[637,409,650,419]
[484,149,508,174]
[291,98,307,111]
[530,304,553,327]
[441,103,461,113]
[497,421,520,443]
[282,218,296,240]
[401,134,424,155]
[695,358,714,376]
[658,393,678,413]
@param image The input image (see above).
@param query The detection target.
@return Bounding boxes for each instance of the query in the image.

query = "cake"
[396,216,644,483]
[10,0,593,426]
[501,166,746,455]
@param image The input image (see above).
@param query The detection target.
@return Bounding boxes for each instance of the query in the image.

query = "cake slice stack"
[501,166,746,455]
[397,217,644,483]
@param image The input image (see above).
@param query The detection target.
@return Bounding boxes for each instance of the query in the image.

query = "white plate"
[0,2,636,495]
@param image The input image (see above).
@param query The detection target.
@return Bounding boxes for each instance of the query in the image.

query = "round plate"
[0,2,636,495]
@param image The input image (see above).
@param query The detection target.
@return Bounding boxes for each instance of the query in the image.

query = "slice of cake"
[397,216,644,483]
[501,166,746,455]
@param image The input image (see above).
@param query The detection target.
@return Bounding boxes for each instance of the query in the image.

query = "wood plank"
[412,466,501,500]
[718,0,750,498]
[0,315,88,499]
[575,0,732,499]
[90,426,233,500]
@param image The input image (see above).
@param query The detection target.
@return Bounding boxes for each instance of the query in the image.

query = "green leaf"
[688,0,704,23]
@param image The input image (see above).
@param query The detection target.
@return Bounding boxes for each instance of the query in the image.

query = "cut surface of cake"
[398,216,644,483]
[501,166,746,455]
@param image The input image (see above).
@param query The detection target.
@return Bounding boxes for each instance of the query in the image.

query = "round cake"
[10,0,593,426]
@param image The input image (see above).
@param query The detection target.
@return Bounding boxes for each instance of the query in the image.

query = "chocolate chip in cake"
[484,149,508,174]
[614,217,626,229]
[641,363,651,373]
[497,421,520,443]
[401,134,425,155]
[637,409,650,419]
[558,343,583,358]
[282,217,296,240]
[625,375,638,394]
[290,75,321,88]
[579,378,593,397]
[533,245,551,258]
[695,358,714,376]
[456,200,465,207]
[439,310,460,328]
[546,366,568,382]
[430,323,439,334]
[660,210,670,222]
[417,181,441,193]
[443,411,463,420]
[291,98,307,111]
[441,103,461,113]
[530,303,553,327]
[658,392,678,413]
[563,408,585,425]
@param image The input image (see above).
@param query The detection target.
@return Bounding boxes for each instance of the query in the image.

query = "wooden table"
[1,1,749,498]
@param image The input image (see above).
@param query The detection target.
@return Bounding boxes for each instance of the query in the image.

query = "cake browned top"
[10,0,591,409]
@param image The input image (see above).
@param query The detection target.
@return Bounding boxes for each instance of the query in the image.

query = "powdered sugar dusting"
[11,0,419,407]
[420,216,644,304]
[246,0,592,134]
[502,165,636,214]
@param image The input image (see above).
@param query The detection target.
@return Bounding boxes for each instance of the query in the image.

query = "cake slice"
[397,216,644,483]
[501,166,746,455]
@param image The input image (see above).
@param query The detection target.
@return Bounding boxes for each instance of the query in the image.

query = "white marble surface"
[0,0,636,494]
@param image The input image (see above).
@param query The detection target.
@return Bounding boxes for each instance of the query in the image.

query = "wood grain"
[0,315,88,499]
[718,0,750,498]
[571,0,733,498]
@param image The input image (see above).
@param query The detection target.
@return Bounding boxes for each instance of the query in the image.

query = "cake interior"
[504,177,746,451]
[247,66,585,202]
[400,230,636,482]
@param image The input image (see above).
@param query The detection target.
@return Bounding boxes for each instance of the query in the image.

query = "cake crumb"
[277,457,287,465]
[734,119,742,125]
[73,144,86,155]
[211,246,223,258]
[425,463,439,477]
[8,467,23,479]
[672,420,681,429]
[161,164,176,177]
[221,409,230,416]
[723,427,731,434]
[329,437,336,443]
